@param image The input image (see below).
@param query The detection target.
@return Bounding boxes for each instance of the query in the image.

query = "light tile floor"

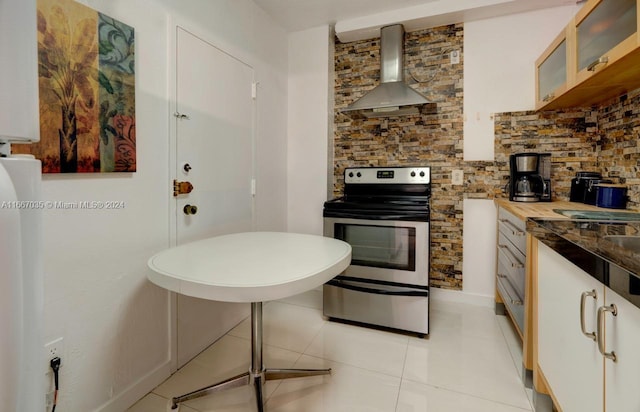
[128,290,533,412]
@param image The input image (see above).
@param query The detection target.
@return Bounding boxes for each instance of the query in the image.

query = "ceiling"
[252,0,438,32]
[252,0,579,40]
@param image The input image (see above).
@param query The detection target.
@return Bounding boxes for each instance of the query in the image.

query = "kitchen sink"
[554,209,640,221]
[605,236,640,253]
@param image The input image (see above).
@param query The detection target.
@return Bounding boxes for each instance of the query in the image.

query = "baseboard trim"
[430,287,494,308]
[94,360,172,412]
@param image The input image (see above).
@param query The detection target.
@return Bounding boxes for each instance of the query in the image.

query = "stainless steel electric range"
[323,166,430,336]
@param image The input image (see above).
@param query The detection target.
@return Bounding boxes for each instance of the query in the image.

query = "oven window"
[334,224,416,271]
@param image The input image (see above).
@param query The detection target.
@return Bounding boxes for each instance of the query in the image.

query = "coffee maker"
[509,153,551,202]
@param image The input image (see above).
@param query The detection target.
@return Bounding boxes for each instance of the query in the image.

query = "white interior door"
[174,27,254,367]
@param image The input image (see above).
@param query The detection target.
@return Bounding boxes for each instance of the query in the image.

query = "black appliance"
[509,153,551,202]
[570,171,609,203]
[323,166,430,336]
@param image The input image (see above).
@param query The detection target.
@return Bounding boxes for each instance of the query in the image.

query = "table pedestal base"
[171,302,331,411]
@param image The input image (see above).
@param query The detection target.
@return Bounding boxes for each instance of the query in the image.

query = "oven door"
[324,217,429,287]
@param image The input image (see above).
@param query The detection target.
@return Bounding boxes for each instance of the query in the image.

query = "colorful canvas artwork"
[15,0,136,173]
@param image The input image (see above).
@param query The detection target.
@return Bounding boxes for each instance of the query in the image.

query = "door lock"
[173,180,193,196]
[183,163,192,173]
[183,204,198,215]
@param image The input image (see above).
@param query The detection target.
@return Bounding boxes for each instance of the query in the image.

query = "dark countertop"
[528,218,640,309]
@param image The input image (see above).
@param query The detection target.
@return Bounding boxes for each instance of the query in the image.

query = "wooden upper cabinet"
[535,27,572,109]
[575,0,637,80]
[536,0,640,110]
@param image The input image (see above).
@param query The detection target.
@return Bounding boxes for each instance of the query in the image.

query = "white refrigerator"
[0,1,44,410]
[0,157,43,412]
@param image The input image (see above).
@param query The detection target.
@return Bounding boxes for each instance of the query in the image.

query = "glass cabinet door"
[538,39,567,103]
[577,0,637,72]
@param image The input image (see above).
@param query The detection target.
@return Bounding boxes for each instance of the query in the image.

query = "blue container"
[595,184,628,209]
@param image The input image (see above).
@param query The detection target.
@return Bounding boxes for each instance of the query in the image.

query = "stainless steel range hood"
[342,24,429,118]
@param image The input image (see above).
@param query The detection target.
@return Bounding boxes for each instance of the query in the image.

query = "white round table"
[147,232,351,411]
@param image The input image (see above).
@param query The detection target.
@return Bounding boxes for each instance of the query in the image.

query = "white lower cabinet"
[538,242,603,412]
[537,242,640,412]
[604,285,640,412]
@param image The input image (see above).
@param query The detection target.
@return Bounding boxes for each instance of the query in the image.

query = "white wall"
[463,5,580,161]
[41,2,170,410]
[32,0,289,410]
[287,25,332,235]
[461,6,579,302]
[461,199,497,305]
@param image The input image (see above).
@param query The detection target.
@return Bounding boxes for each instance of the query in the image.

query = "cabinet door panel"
[535,26,571,110]
[538,39,567,101]
[538,243,603,412]
[605,283,640,412]
[576,0,637,72]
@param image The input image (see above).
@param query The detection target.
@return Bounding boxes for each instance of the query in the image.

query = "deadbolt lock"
[173,180,193,196]
[183,204,198,215]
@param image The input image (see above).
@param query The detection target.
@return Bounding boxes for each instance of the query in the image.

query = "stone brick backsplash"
[333,23,640,291]
[597,89,640,210]
[493,109,600,201]
[494,95,640,210]
[334,24,465,289]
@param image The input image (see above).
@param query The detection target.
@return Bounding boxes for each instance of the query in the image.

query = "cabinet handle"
[542,93,555,102]
[499,219,525,236]
[580,289,597,341]
[497,274,523,305]
[597,304,617,362]
[498,244,524,268]
[587,56,609,72]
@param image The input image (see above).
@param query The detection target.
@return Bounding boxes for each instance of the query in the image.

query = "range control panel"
[344,167,430,184]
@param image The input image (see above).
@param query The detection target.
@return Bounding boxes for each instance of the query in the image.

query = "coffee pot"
[514,174,544,199]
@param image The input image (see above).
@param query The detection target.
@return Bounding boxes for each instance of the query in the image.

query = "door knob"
[183,204,198,215]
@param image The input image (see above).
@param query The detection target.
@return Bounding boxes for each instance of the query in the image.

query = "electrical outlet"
[44,337,64,375]
[450,50,460,65]
[452,169,464,185]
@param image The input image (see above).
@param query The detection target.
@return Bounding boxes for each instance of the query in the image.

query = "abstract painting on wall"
[15,0,136,173]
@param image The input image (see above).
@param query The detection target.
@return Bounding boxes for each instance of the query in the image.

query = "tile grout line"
[298,352,404,382]
[401,378,534,412]
[394,337,411,412]
[494,315,534,411]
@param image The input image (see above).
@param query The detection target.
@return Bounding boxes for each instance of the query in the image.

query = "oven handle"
[326,279,429,297]
[324,212,429,220]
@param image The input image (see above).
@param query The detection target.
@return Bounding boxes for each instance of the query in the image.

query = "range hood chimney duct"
[342,24,429,118]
